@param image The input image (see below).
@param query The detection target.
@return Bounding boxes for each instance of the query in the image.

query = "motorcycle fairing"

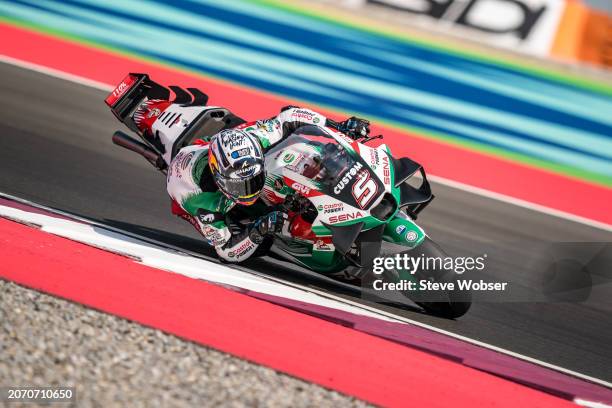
[390,153,434,219]
[105,73,245,165]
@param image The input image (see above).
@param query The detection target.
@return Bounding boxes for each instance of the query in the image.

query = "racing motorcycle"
[105,73,471,319]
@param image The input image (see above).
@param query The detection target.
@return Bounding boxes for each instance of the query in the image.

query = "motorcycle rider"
[161,105,370,262]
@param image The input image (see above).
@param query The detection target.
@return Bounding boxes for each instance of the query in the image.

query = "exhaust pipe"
[112,131,167,171]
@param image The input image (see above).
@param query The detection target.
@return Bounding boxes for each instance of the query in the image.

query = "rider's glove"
[338,117,370,139]
[249,211,287,244]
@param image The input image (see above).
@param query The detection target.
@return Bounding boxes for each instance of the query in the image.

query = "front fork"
[383,211,426,248]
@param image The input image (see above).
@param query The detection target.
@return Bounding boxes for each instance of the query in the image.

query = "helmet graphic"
[208,129,265,206]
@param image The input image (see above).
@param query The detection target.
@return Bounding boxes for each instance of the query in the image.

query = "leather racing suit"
[166,107,333,262]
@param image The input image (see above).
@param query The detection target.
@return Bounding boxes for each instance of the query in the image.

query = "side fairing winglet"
[324,222,364,256]
[186,88,209,106]
[398,165,434,219]
[146,83,170,100]
[168,86,209,106]
[399,179,432,207]
[355,224,385,270]
[392,157,421,187]
[169,85,192,105]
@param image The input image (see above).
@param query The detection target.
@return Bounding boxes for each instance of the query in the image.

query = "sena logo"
[382,155,390,185]
[329,211,363,224]
[291,182,311,195]
[333,162,363,194]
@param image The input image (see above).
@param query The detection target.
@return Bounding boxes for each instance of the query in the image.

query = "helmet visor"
[215,170,266,203]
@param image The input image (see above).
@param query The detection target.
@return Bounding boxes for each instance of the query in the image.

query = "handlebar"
[112,131,167,172]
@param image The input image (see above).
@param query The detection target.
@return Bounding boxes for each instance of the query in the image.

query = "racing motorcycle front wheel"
[383,237,472,319]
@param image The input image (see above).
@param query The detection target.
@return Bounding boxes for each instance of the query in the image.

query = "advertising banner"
[346,0,611,67]
[551,0,612,68]
[368,0,566,55]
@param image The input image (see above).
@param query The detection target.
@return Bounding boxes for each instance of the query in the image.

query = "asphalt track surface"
[1,62,611,382]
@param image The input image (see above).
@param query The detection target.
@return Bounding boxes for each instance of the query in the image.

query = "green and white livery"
[259,124,471,318]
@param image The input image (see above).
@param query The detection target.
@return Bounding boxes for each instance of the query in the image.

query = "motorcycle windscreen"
[269,125,384,211]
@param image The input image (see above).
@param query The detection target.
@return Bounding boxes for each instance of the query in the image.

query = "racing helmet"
[208,129,265,206]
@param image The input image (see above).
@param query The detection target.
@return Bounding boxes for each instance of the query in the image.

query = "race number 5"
[352,171,378,209]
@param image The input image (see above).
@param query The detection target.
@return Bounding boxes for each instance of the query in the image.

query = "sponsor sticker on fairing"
[406,231,418,242]
[291,109,315,121]
[381,154,390,185]
[396,225,406,235]
[291,182,311,195]
[283,153,296,164]
[314,240,333,251]
[328,211,363,224]
[317,203,344,214]
[105,74,138,107]
[147,107,161,118]
[333,162,363,194]
[369,147,380,168]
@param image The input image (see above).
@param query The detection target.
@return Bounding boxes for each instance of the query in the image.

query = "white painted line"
[0,54,610,232]
[284,274,612,390]
[0,54,113,91]
[1,192,611,390]
[0,198,393,322]
[427,174,612,233]
[575,398,612,408]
